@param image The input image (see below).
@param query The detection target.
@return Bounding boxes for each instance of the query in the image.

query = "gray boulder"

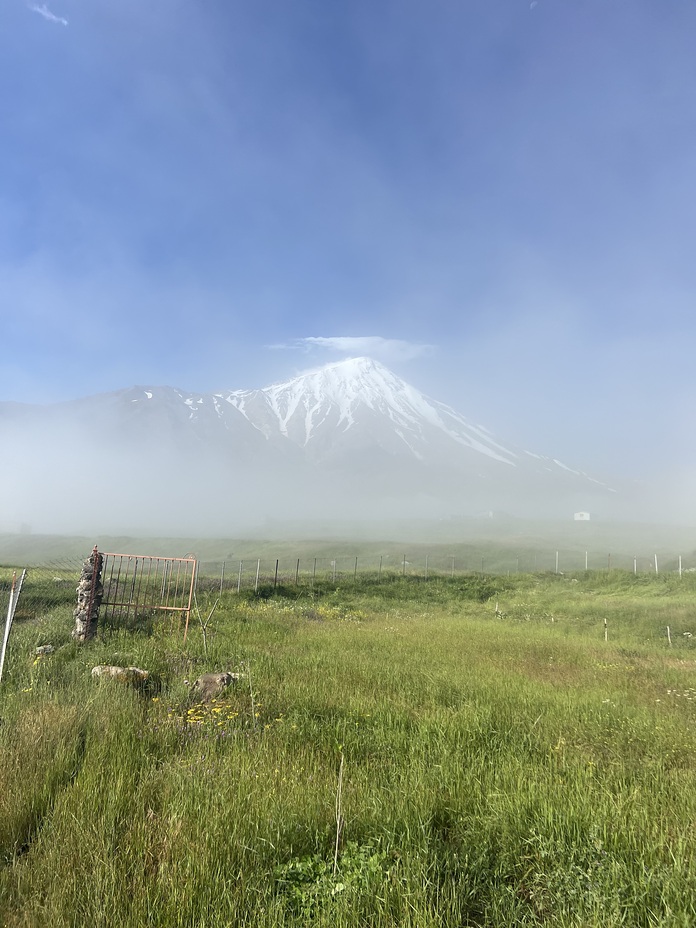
[189,672,241,702]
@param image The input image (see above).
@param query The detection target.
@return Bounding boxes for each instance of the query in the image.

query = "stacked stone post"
[72,546,103,642]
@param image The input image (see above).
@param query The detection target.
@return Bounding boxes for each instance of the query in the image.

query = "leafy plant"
[274,841,397,918]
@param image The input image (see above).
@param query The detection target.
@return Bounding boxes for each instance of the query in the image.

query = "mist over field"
[3,2,696,543]
[0,397,691,546]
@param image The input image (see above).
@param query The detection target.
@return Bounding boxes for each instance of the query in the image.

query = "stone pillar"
[72,546,103,642]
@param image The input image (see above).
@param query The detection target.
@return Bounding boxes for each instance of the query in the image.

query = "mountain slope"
[218,358,608,489]
[0,358,617,533]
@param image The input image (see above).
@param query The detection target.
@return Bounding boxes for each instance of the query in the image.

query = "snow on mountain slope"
[219,357,521,466]
[0,359,607,491]
[0,357,616,534]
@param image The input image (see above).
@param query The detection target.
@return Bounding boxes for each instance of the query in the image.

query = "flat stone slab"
[91,665,150,686]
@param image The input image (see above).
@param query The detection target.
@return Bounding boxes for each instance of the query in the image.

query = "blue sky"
[2,0,696,482]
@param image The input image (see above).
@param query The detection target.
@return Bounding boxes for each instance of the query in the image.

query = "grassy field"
[1,569,696,926]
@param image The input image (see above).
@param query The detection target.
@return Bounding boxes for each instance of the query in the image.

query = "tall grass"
[1,572,695,925]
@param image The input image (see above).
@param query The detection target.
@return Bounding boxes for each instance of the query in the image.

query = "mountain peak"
[221,356,523,466]
[269,355,393,392]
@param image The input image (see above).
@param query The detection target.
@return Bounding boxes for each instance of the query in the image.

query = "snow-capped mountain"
[0,358,616,533]
[220,357,519,465]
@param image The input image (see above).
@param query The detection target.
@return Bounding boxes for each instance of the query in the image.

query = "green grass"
[1,571,696,926]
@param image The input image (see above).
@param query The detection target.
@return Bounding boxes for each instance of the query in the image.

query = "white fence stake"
[0,570,26,685]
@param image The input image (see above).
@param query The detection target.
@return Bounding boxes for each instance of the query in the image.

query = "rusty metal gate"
[101,552,197,639]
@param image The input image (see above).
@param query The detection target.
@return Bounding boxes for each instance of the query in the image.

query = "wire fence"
[0,559,81,622]
[195,549,696,592]
[2,546,695,623]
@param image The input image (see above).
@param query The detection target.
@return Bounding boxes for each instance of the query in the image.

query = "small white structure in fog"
[574,511,591,521]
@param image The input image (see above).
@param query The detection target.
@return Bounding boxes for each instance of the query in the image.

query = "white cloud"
[28,3,68,26]
[273,336,435,364]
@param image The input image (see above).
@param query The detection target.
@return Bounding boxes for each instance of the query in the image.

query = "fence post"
[237,560,243,593]
[72,546,103,642]
[255,559,260,593]
[0,570,26,684]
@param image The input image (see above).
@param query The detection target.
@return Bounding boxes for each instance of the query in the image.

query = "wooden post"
[654,554,659,575]
[667,625,672,647]
[332,559,337,583]
[604,617,608,642]
[354,557,358,580]
[295,558,300,586]
[274,559,279,589]
[633,556,637,576]
[402,554,406,577]
[237,560,243,593]
[378,555,383,581]
[555,551,559,574]
[679,555,683,578]
[585,550,588,571]
[254,559,260,593]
